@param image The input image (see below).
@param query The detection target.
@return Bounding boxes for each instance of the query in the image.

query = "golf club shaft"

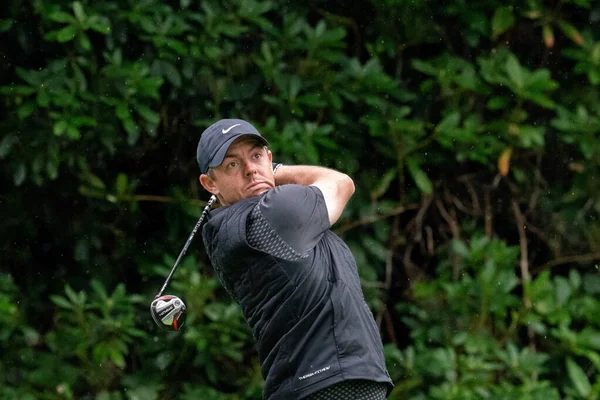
[156,195,216,297]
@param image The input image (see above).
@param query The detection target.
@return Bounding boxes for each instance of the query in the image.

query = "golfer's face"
[209,137,274,205]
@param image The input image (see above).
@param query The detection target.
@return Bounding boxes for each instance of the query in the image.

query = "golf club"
[150,195,216,331]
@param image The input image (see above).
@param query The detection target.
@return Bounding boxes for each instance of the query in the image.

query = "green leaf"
[53,121,68,136]
[67,126,81,139]
[360,236,389,262]
[96,392,112,400]
[525,93,555,109]
[73,2,86,23]
[412,59,438,76]
[204,303,226,321]
[406,158,433,194]
[297,93,327,108]
[126,386,160,400]
[16,67,39,85]
[71,67,86,93]
[527,69,559,92]
[46,159,58,180]
[492,7,515,38]
[203,46,221,60]
[436,112,460,133]
[71,116,96,127]
[13,163,26,186]
[583,273,600,294]
[0,85,36,96]
[36,90,50,107]
[79,185,105,198]
[220,24,249,38]
[371,168,397,200]
[452,239,469,257]
[578,328,600,350]
[518,125,545,148]
[49,12,75,24]
[0,19,14,32]
[134,103,160,124]
[589,69,600,85]
[289,76,301,100]
[82,172,106,190]
[116,103,131,121]
[87,16,111,34]
[64,285,80,305]
[115,173,128,196]
[592,43,600,65]
[0,134,15,158]
[56,25,77,42]
[166,38,187,55]
[555,277,571,306]
[487,96,510,110]
[566,358,591,397]
[50,295,73,309]
[109,348,126,368]
[21,326,40,346]
[558,21,584,45]
[328,91,343,110]
[90,279,108,300]
[79,33,91,51]
[17,101,36,120]
[124,119,140,145]
[158,61,181,88]
[505,55,524,88]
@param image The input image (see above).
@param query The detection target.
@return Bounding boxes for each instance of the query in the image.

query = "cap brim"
[207,133,269,169]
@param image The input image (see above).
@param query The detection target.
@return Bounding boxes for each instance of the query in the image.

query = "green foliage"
[389,235,600,399]
[1,0,600,398]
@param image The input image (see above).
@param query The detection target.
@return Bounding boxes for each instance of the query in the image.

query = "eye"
[228,161,238,168]
[253,152,262,159]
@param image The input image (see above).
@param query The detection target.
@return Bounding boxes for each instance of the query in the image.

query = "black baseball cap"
[196,119,269,174]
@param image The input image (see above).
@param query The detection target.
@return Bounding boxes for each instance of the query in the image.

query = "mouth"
[246,181,270,191]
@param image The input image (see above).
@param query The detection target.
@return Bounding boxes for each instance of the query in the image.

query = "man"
[197,119,393,399]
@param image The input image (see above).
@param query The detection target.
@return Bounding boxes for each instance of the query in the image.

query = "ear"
[267,149,272,163]
[199,174,219,196]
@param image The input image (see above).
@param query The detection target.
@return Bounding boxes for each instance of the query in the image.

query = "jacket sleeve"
[254,184,330,255]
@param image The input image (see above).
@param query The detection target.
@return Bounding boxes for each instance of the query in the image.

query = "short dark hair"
[207,168,216,180]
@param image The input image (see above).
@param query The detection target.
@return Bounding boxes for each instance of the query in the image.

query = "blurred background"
[2,0,600,399]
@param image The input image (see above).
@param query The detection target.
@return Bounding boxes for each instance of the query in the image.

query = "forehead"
[225,136,266,156]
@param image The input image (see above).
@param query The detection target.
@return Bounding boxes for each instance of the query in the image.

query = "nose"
[244,158,257,176]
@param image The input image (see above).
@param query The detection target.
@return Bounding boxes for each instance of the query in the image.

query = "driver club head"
[151,295,187,331]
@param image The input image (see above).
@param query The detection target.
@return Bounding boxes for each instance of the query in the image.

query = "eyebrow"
[223,143,265,160]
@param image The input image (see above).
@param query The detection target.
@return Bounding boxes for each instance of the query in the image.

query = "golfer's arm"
[274,165,355,225]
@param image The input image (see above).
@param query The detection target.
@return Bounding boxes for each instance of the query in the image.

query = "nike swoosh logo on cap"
[222,124,241,134]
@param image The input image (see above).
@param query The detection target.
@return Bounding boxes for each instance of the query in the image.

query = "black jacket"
[202,189,393,399]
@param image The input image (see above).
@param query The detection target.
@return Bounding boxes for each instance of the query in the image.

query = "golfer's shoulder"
[261,184,323,209]
[259,184,325,221]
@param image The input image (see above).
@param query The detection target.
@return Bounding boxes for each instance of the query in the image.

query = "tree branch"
[511,199,531,297]
[412,194,433,243]
[532,252,600,275]
[335,203,419,235]
[512,198,536,354]
[436,198,461,280]
[484,189,493,238]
